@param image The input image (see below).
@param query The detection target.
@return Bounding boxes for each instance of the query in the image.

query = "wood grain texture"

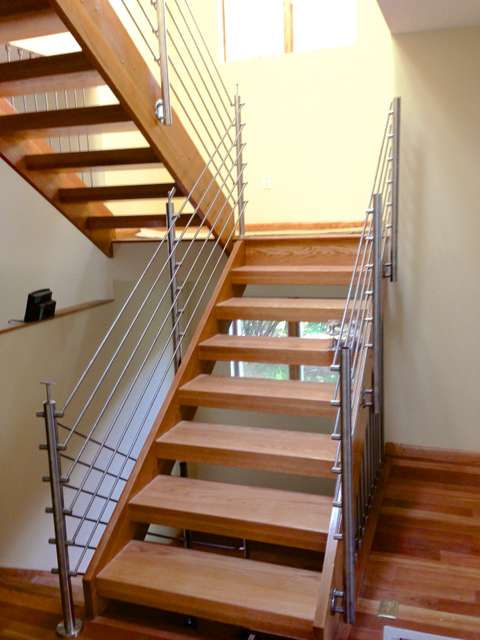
[0,104,134,138]
[0,97,115,255]
[50,0,234,247]
[129,475,331,550]
[156,421,337,477]
[0,52,103,96]
[198,334,334,365]
[350,452,480,639]
[230,265,353,286]
[177,374,337,417]
[25,147,160,172]
[0,5,65,43]
[215,297,346,322]
[86,214,198,230]
[96,541,321,639]
[57,183,178,203]
[244,235,359,266]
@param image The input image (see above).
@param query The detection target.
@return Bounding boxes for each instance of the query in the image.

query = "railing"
[329,98,401,624]
[35,2,246,637]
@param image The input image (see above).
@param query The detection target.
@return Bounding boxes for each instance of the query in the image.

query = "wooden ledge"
[1,298,114,335]
[385,442,480,467]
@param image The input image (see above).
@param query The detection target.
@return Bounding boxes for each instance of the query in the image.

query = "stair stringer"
[83,240,246,618]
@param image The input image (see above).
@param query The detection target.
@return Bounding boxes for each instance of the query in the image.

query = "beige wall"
[385,26,480,450]
[189,0,394,225]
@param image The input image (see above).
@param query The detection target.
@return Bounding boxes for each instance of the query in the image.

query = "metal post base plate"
[56,619,82,638]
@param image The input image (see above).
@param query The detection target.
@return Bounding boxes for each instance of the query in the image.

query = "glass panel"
[223,0,284,62]
[292,0,357,53]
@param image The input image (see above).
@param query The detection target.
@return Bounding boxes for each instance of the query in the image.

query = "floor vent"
[384,628,461,640]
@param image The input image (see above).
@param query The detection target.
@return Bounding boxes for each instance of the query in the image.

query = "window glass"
[292,0,357,52]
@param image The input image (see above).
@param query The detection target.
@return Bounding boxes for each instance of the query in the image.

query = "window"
[220,0,357,63]
[229,320,338,384]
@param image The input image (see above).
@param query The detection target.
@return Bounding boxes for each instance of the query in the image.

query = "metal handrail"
[330,98,401,624]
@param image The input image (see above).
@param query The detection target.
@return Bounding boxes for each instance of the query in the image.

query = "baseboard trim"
[385,442,480,466]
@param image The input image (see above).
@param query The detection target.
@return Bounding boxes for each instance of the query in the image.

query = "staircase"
[5,1,401,638]
[83,234,357,640]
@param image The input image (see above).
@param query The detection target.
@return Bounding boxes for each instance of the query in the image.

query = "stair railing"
[329,98,401,624]
[36,3,247,636]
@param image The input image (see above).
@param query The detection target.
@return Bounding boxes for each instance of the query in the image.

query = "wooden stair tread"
[215,297,346,321]
[0,52,102,96]
[156,421,336,477]
[57,183,178,203]
[24,147,160,172]
[177,374,336,417]
[198,334,334,365]
[129,475,331,550]
[0,2,65,44]
[230,265,353,285]
[86,213,200,230]
[96,541,320,639]
[0,104,133,137]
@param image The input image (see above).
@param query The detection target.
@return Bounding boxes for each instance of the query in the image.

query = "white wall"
[385,26,480,450]
[0,159,113,326]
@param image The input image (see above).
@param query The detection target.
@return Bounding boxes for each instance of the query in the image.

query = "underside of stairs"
[0,0,232,256]
[81,234,359,640]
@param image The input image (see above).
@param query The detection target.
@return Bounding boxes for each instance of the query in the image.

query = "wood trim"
[245,221,363,233]
[0,98,115,256]
[1,299,114,335]
[83,241,246,617]
[284,0,294,54]
[86,214,200,230]
[50,0,234,249]
[385,442,480,466]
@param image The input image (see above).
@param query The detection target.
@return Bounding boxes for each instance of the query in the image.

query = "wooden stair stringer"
[49,0,234,248]
[83,240,246,617]
[0,97,115,255]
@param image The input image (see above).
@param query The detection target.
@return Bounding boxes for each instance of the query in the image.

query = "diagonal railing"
[328,97,401,624]
[35,2,247,637]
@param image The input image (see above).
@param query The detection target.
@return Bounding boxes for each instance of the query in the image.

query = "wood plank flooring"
[351,453,480,639]
[2,451,480,639]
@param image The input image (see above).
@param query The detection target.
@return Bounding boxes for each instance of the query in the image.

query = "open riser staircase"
[0,1,400,638]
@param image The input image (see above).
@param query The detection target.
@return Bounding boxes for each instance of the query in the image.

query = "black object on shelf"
[24,289,57,322]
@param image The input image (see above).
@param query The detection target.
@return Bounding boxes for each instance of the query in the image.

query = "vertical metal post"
[166,190,182,372]
[37,382,82,638]
[340,346,356,625]
[390,97,401,283]
[234,86,246,236]
[372,193,385,459]
[155,0,173,126]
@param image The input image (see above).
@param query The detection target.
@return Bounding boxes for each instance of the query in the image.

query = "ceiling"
[378,0,480,34]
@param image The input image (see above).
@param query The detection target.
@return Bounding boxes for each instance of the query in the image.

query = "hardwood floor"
[351,453,480,639]
[2,451,480,639]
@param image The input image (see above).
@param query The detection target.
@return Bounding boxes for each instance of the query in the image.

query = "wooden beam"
[0,97,115,256]
[0,2,66,44]
[0,105,134,138]
[50,0,234,248]
[86,213,200,230]
[0,52,103,97]
[58,183,177,203]
[25,147,161,172]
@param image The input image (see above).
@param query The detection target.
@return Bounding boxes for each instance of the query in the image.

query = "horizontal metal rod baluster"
[371,113,392,195]
[168,57,236,187]
[67,157,245,513]
[67,542,98,552]
[165,6,233,135]
[58,422,136,463]
[64,484,119,504]
[173,0,233,109]
[66,512,109,528]
[60,452,130,484]
[134,0,158,34]
[71,196,243,571]
[120,0,158,60]
[63,128,239,440]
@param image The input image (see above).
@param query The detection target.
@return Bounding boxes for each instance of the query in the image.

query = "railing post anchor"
[38,381,82,638]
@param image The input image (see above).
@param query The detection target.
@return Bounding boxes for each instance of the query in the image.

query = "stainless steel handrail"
[330,99,401,624]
